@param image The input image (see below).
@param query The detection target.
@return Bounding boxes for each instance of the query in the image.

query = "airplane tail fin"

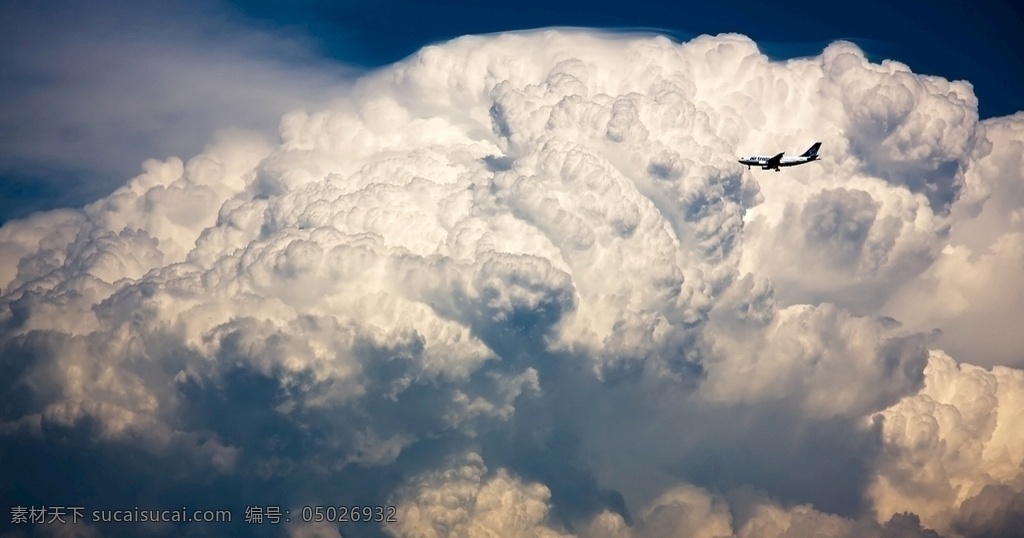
[801,142,822,158]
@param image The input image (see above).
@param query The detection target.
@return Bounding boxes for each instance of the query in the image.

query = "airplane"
[738,142,821,171]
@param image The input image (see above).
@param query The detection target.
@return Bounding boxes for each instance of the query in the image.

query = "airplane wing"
[766,152,784,168]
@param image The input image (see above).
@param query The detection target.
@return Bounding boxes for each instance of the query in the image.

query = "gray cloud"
[952,478,1024,538]
[802,188,879,267]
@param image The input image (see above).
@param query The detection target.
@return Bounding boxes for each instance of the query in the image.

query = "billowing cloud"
[881,113,1024,367]
[1,29,1023,538]
[386,460,940,538]
[871,350,1024,534]
[387,452,567,537]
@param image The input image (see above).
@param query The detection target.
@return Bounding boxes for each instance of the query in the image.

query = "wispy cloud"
[0,0,356,221]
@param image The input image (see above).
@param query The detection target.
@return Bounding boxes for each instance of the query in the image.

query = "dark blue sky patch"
[229,0,1023,119]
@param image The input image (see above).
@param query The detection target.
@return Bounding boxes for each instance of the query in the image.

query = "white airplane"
[738,142,821,171]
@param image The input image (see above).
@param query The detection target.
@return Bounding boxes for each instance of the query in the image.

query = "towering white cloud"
[882,112,1024,367]
[871,351,1024,534]
[1,29,1022,537]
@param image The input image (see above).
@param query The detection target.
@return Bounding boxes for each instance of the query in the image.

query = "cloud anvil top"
[1,29,1023,538]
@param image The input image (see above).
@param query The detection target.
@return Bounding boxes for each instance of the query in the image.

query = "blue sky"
[231,0,1022,117]
[232,0,1024,117]
[0,0,1021,224]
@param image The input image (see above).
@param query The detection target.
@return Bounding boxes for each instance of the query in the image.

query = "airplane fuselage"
[737,155,818,171]
[737,142,822,171]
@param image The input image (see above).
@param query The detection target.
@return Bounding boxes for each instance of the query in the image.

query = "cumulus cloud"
[387,452,567,537]
[386,462,939,538]
[881,112,1024,367]
[871,350,1024,535]
[2,28,1023,538]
